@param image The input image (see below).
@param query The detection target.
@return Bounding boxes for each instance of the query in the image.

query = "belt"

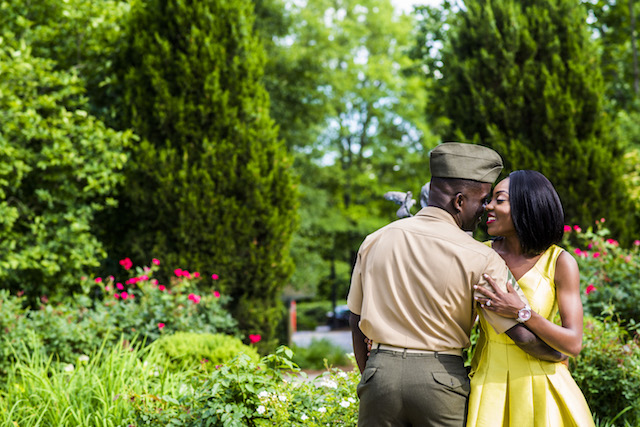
[373,342,463,357]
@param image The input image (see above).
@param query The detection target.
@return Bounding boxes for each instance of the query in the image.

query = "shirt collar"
[415,206,460,227]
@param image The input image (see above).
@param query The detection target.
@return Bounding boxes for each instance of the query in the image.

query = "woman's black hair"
[509,170,565,255]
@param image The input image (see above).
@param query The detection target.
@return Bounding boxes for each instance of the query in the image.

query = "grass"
[0,331,201,426]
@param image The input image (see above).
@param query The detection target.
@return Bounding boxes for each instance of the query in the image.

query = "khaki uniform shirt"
[347,207,527,353]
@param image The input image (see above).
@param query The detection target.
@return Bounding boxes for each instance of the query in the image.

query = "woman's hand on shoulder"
[474,273,524,318]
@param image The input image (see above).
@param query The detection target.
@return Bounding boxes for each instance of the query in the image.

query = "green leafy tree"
[0,42,131,300]
[104,0,298,351]
[584,0,640,112]
[0,0,130,120]
[271,0,435,300]
[422,0,638,241]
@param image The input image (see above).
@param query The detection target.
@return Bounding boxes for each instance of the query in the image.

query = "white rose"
[257,405,266,415]
[340,400,350,408]
[321,379,338,389]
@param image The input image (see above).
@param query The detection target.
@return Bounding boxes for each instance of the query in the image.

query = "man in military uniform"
[348,142,566,426]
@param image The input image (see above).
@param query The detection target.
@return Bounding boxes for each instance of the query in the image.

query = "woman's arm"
[474,252,584,357]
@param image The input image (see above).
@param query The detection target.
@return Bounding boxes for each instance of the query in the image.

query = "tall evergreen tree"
[106,0,297,351]
[425,0,637,240]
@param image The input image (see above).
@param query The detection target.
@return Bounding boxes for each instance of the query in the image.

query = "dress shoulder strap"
[539,245,564,282]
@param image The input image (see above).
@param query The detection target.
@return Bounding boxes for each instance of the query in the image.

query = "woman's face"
[485,178,516,237]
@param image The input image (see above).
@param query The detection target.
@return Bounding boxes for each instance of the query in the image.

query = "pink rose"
[573,225,582,232]
[249,334,262,344]
[119,258,133,270]
[563,225,572,233]
[94,277,103,283]
[213,290,220,298]
[158,323,165,329]
[585,284,596,295]
[152,258,160,266]
[121,292,129,300]
[174,268,183,277]
[158,285,166,291]
[116,283,124,290]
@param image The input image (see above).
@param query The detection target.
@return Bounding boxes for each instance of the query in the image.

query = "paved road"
[291,326,352,352]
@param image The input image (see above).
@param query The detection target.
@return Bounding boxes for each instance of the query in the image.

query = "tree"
[422,0,638,241]
[271,0,435,300]
[584,0,640,112]
[0,39,132,301]
[104,0,298,351]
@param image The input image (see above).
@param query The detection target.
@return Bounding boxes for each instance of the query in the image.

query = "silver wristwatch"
[516,304,532,323]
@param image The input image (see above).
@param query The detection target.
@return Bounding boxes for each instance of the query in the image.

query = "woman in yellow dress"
[468,170,594,426]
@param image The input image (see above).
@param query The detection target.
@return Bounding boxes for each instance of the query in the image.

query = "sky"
[392,0,442,14]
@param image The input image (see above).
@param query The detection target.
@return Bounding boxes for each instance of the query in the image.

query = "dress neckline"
[490,241,551,282]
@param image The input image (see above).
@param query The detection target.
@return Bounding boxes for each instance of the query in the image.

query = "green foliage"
[153,332,259,372]
[132,346,359,426]
[0,261,238,376]
[292,338,351,370]
[584,0,640,112]
[0,0,130,118]
[101,0,298,352]
[562,221,640,327]
[0,334,195,427]
[282,0,435,298]
[421,0,638,242]
[0,39,132,300]
[295,300,334,331]
[570,316,640,425]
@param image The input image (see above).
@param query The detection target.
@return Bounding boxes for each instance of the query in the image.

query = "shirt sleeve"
[347,250,363,315]
[475,253,530,334]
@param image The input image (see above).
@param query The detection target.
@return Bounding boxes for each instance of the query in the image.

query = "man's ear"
[453,192,464,213]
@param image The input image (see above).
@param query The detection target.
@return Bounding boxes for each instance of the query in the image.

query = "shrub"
[562,221,640,328]
[571,316,640,425]
[103,0,298,354]
[152,332,259,372]
[292,338,351,370]
[0,40,132,302]
[131,346,360,426]
[0,260,239,373]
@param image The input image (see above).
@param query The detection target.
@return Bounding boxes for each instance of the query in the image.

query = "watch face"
[519,309,532,322]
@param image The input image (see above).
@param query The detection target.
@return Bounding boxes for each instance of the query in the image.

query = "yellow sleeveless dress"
[466,244,594,427]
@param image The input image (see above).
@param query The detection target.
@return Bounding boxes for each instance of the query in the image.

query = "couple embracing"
[347,142,594,426]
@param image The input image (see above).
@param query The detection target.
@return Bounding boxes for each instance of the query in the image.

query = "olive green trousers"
[357,349,470,427]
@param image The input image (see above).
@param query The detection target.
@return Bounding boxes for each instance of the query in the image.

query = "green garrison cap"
[429,142,503,183]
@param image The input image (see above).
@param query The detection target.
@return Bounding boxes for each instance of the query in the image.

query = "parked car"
[326,304,350,329]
